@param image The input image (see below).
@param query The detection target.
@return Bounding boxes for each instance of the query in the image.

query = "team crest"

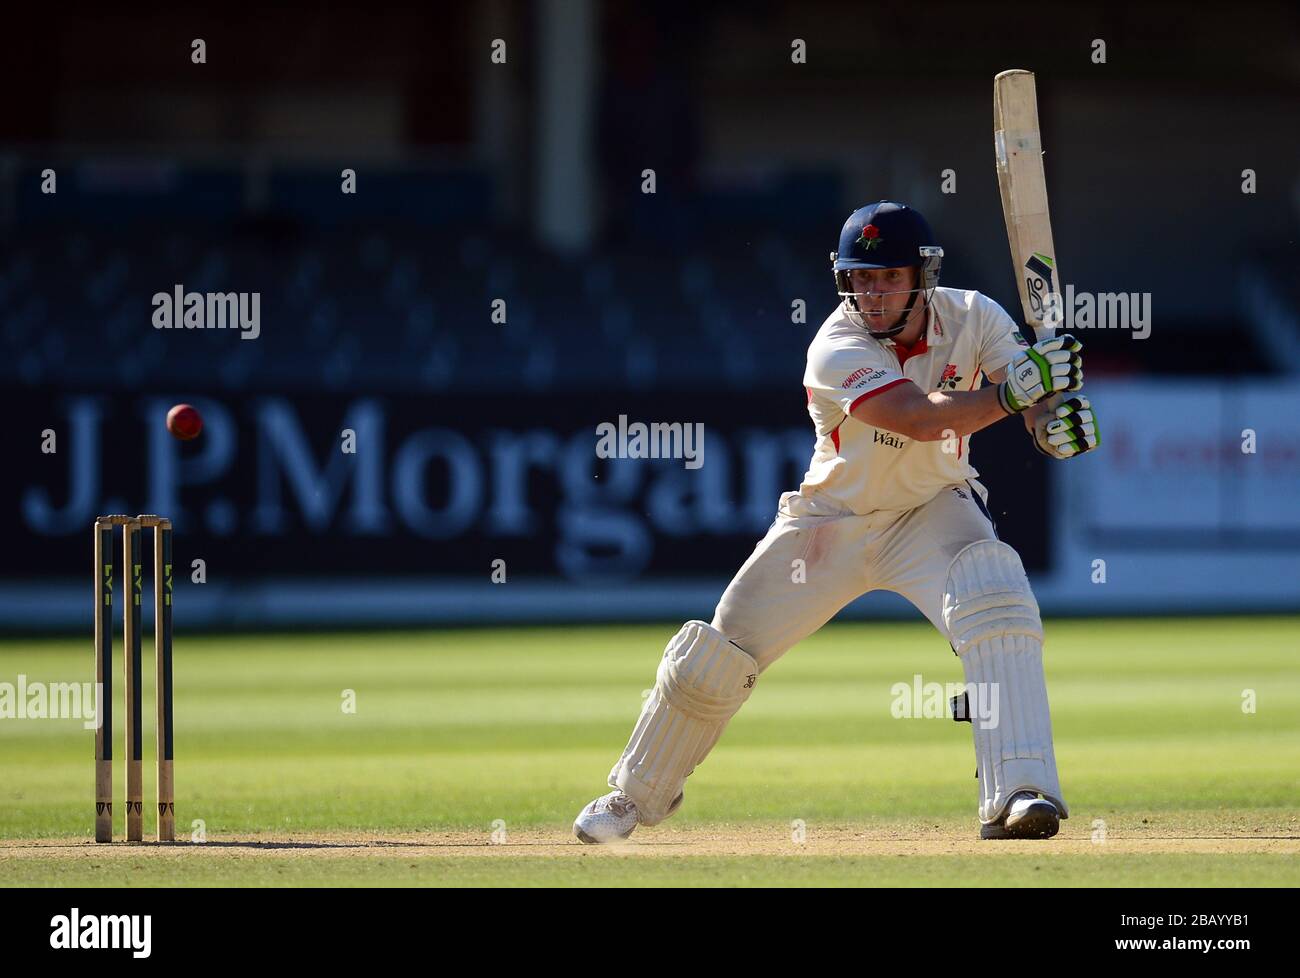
[937,363,962,390]
[855,224,882,252]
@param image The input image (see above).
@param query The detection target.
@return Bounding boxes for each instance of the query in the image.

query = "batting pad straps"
[610,621,758,825]
[942,541,1068,822]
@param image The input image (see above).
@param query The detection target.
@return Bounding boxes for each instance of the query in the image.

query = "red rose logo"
[855,224,882,252]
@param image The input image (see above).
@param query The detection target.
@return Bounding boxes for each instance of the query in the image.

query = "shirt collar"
[885,304,948,349]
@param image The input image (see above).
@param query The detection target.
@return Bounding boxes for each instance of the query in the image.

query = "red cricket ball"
[166,403,203,441]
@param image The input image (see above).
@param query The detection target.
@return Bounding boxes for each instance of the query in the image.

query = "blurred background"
[2,1,1297,629]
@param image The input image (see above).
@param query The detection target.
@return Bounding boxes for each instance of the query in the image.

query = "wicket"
[94,514,175,843]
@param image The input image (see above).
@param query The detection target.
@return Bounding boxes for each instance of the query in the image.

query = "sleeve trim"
[848,378,910,414]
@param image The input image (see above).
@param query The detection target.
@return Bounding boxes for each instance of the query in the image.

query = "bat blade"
[994,68,1061,340]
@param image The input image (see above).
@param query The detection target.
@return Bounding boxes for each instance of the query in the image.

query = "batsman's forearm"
[909,386,1012,441]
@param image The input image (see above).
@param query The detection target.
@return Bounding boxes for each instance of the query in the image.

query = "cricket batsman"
[574,201,1098,843]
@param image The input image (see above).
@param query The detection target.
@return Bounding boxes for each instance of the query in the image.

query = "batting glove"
[1032,395,1099,458]
[998,333,1083,414]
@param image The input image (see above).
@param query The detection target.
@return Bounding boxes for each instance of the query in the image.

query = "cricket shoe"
[572,790,683,844]
[979,791,1060,840]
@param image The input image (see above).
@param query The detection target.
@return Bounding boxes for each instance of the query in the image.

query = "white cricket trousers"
[712,481,1002,670]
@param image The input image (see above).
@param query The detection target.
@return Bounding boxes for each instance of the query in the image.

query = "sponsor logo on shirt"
[842,367,887,389]
[873,429,906,449]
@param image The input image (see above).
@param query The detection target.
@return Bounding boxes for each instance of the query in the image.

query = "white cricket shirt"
[798,287,1030,514]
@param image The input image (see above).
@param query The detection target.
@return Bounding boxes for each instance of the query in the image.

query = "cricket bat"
[994,69,1061,341]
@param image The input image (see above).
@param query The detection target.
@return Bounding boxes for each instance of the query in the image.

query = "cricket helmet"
[831,201,944,337]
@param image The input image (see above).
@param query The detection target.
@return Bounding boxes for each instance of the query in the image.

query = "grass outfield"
[1,617,1297,886]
